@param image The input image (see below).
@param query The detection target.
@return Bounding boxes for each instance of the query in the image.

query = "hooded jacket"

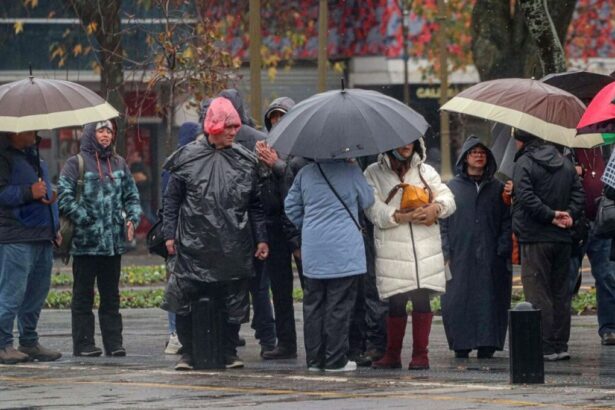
[264,97,295,132]
[440,135,512,351]
[58,123,142,256]
[363,139,456,299]
[0,137,59,243]
[512,139,585,243]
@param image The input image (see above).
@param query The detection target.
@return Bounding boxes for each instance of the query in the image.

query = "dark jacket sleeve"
[57,156,90,225]
[249,173,268,244]
[162,174,185,240]
[0,153,34,206]
[567,171,585,220]
[121,161,143,227]
[512,157,556,224]
[440,216,451,262]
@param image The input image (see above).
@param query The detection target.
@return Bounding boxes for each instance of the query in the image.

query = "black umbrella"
[268,87,429,160]
[541,71,614,102]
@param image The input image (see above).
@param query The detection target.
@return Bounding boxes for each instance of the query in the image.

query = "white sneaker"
[543,353,558,361]
[164,332,182,355]
[325,360,357,372]
[557,352,570,360]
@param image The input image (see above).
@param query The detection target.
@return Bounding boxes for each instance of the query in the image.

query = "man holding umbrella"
[0,131,62,364]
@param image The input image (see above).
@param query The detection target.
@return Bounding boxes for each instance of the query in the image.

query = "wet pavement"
[1,306,614,409]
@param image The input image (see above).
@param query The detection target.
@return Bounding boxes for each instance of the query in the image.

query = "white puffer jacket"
[364,146,456,299]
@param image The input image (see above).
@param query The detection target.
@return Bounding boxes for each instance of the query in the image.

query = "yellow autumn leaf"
[267,66,277,82]
[73,44,83,56]
[182,47,194,60]
[86,21,98,34]
[14,21,24,34]
[25,0,38,8]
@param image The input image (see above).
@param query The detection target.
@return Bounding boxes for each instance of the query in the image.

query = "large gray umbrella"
[268,87,429,160]
[0,76,119,133]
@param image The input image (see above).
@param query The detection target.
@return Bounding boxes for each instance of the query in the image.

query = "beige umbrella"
[0,76,119,133]
[441,78,603,148]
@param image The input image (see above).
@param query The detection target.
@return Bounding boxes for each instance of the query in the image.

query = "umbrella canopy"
[541,71,614,102]
[577,82,615,144]
[0,77,119,133]
[490,123,516,181]
[268,88,429,160]
[441,78,602,148]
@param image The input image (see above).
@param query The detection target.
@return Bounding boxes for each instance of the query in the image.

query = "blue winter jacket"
[0,138,59,243]
[57,124,142,256]
[285,160,374,279]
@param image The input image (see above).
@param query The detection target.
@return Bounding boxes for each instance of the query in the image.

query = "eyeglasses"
[469,150,487,157]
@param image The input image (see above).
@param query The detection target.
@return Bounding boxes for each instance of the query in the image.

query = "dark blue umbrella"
[268,87,429,160]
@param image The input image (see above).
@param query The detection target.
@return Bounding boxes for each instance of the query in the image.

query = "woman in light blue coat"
[285,159,374,371]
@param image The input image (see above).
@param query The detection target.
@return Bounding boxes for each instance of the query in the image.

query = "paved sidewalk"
[0,306,614,409]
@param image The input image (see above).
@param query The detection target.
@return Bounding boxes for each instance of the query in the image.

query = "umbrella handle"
[39,190,57,205]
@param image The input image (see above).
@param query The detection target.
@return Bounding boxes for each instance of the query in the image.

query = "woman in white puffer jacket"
[364,138,455,370]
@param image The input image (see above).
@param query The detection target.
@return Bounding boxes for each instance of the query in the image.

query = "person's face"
[466,146,487,169]
[9,131,36,149]
[269,111,284,127]
[209,122,240,148]
[515,140,524,151]
[95,127,114,148]
[396,143,414,159]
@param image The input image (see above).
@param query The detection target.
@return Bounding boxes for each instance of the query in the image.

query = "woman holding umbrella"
[58,121,142,357]
[364,138,456,370]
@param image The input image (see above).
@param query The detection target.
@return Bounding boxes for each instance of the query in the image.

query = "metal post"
[401,2,409,106]
[437,0,452,180]
[249,0,262,127]
[317,0,328,92]
[509,302,544,384]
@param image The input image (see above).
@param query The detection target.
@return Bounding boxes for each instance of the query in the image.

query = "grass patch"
[45,288,165,309]
[51,265,167,287]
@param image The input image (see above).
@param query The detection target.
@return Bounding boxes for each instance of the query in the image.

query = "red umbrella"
[578,82,615,129]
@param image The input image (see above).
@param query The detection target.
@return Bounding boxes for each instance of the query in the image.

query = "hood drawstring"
[95,151,115,182]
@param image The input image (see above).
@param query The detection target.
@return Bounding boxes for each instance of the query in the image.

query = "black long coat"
[440,136,512,351]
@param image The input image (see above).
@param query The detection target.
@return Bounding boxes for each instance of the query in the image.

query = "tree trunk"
[71,0,126,154]
[471,0,577,81]
[518,0,566,75]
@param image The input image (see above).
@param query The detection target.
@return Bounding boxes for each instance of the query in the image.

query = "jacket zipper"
[408,223,420,288]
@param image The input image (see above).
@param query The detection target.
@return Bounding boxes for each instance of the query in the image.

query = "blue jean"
[168,312,176,334]
[0,242,53,349]
[569,227,615,336]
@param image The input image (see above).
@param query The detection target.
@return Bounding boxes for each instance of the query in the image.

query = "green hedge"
[45,289,165,309]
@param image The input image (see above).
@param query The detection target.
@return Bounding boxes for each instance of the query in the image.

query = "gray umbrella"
[490,123,516,181]
[268,87,429,160]
[0,76,118,133]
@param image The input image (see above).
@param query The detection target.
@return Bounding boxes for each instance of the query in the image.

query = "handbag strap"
[316,163,365,234]
[75,153,84,202]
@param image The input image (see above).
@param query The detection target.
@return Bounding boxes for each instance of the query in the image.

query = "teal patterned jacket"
[58,124,142,256]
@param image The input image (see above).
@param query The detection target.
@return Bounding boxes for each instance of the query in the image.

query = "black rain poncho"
[161,139,267,314]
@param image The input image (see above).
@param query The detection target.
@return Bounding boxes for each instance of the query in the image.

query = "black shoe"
[175,353,193,371]
[225,355,244,369]
[74,345,103,357]
[602,332,615,346]
[477,347,495,359]
[260,345,275,358]
[455,349,470,358]
[261,346,297,360]
[355,350,384,367]
[106,347,126,357]
[236,337,246,347]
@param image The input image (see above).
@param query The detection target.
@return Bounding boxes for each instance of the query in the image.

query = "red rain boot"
[372,316,407,369]
[408,311,433,370]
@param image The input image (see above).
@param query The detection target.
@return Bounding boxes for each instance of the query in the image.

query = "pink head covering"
[204,97,241,135]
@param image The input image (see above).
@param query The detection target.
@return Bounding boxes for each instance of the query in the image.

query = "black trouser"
[71,255,122,354]
[250,259,276,348]
[389,289,432,317]
[303,275,359,369]
[176,279,249,358]
[349,230,387,354]
[264,221,297,351]
[521,242,572,355]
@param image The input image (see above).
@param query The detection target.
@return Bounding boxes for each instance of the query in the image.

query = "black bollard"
[508,302,544,384]
[192,296,225,370]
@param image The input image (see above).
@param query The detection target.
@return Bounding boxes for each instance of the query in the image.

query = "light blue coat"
[285,161,375,279]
